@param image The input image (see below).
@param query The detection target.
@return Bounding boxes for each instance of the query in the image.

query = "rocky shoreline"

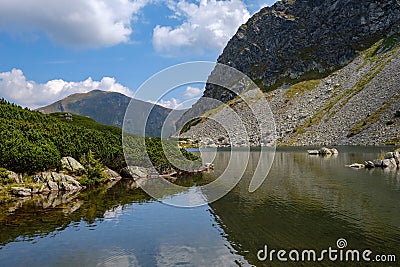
[1,156,213,203]
[347,149,400,169]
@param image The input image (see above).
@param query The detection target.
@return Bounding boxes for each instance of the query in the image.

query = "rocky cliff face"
[178,0,400,146]
[210,0,400,99]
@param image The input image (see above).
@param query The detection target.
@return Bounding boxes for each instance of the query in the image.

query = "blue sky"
[0,0,277,109]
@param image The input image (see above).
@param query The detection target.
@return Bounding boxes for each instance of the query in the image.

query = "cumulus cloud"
[0,69,133,108]
[153,0,250,55]
[152,97,183,109]
[0,0,150,48]
[183,86,203,99]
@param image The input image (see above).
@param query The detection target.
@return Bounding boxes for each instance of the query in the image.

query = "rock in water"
[102,168,122,181]
[47,180,59,191]
[365,161,375,168]
[11,187,32,197]
[347,163,365,169]
[121,166,149,178]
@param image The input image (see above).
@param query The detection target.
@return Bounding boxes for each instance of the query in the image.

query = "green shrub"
[0,168,14,184]
[79,151,107,186]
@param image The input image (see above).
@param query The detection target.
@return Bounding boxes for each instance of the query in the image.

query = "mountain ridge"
[178,0,400,146]
[38,90,184,137]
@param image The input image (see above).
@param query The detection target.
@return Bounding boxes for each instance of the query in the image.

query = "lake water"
[0,147,399,266]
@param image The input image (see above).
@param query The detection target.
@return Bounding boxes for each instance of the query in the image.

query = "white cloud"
[183,86,203,99]
[0,69,133,108]
[152,97,182,109]
[0,0,150,48]
[153,0,250,55]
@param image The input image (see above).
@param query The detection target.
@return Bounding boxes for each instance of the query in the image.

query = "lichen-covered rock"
[121,166,149,178]
[102,168,122,181]
[365,161,375,168]
[47,180,59,191]
[61,157,84,173]
[11,187,32,197]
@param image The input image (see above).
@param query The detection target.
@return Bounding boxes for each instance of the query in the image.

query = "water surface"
[0,147,399,266]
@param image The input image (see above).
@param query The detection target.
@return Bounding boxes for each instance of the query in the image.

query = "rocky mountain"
[38,90,184,137]
[178,0,400,146]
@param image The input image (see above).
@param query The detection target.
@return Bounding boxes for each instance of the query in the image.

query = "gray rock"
[389,158,397,168]
[11,187,32,197]
[61,182,79,191]
[7,171,19,183]
[319,147,333,155]
[102,168,122,181]
[330,148,339,155]
[47,180,59,191]
[52,172,62,182]
[365,161,375,168]
[384,152,394,159]
[64,176,81,188]
[61,157,84,173]
[373,159,383,167]
[348,163,365,169]
[382,159,392,168]
[121,166,149,178]
[41,172,53,182]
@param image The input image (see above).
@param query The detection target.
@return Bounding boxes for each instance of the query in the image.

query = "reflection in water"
[0,147,399,267]
[209,147,400,266]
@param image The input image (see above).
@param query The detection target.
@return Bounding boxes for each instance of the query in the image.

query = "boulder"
[102,168,122,181]
[121,166,149,178]
[317,147,338,155]
[389,158,397,168]
[47,180,59,191]
[330,148,339,155]
[308,150,320,155]
[347,163,365,169]
[41,172,53,182]
[61,182,79,191]
[373,159,383,167]
[382,159,392,168]
[52,172,62,182]
[364,161,375,169]
[61,157,84,173]
[64,175,81,188]
[319,147,332,155]
[7,171,20,183]
[11,187,32,197]
[384,152,394,159]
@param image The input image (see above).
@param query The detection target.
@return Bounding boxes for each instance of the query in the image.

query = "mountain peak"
[38,90,184,137]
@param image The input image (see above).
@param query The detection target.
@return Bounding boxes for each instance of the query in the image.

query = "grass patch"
[180,117,207,134]
[284,79,320,100]
[384,138,399,146]
[347,99,396,138]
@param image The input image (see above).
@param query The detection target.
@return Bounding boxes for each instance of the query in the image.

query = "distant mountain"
[38,90,185,137]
